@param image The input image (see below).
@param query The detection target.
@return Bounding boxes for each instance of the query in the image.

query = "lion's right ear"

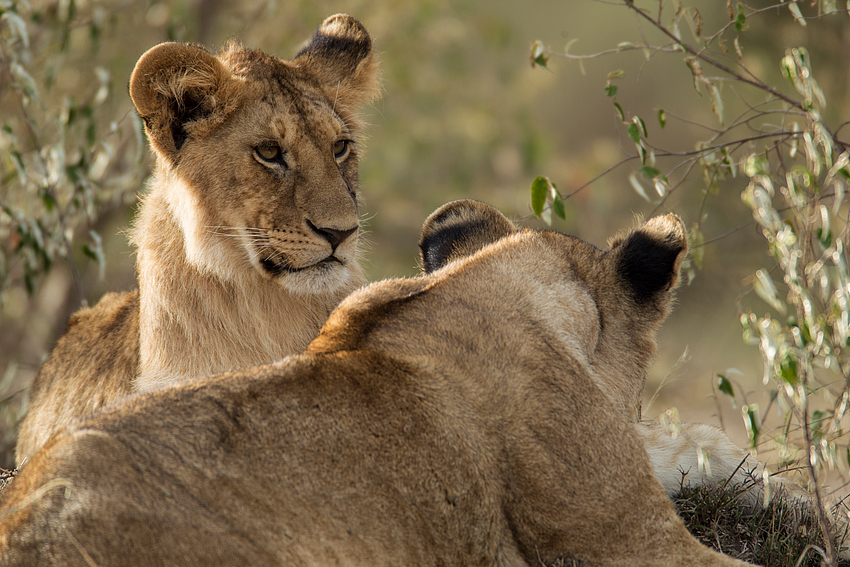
[129,42,234,164]
[609,213,689,304]
[419,200,516,273]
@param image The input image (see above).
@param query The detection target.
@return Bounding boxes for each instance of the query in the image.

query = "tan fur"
[15,14,381,464]
[0,200,748,566]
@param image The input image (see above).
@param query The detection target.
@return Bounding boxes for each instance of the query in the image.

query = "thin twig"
[621,1,804,110]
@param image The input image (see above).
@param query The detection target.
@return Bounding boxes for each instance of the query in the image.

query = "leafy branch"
[0,0,147,305]
[528,1,850,563]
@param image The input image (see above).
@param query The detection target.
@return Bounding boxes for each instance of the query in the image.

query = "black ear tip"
[615,214,688,302]
[419,200,515,273]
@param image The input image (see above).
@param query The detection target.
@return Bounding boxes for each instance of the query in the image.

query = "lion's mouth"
[259,255,341,277]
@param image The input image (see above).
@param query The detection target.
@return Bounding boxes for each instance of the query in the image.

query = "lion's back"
[15,291,140,465]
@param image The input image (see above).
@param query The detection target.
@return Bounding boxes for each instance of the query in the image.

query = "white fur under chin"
[275,262,356,296]
[134,267,362,392]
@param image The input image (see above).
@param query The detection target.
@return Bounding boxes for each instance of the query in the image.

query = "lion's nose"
[307,220,357,250]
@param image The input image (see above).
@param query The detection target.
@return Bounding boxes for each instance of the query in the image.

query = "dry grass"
[0,467,16,493]
[539,476,850,567]
[673,480,850,567]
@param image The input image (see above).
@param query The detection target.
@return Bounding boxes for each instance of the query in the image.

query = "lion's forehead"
[221,50,346,141]
[235,83,344,143]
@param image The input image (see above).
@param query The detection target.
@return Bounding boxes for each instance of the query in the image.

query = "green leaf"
[82,244,98,262]
[687,225,704,269]
[638,166,660,179]
[604,84,618,97]
[40,189,55,212]
[779,354,798,386]
[530,176,549,217]
[708,83,724,125]
[734,5,747,31]
[10,151,25,177]
[552,193,566,220]
[530,40,549,69]
[658,109,666,129]
[815,227,833,248]
[627,122,640,144]
[24,272,35,295]
[86,120,97,146]
[613,102,625,122]
[636,116,648,138]
[754,269,785,313]
[717,374,735,398]
[82,230,105,280]
[628,173,650,202]
[743,404,760,449]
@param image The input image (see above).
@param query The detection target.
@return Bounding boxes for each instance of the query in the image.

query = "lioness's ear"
[294,14,381,110]
[419,200,516,273]
[609,213,688,303]
[130,42,234,163]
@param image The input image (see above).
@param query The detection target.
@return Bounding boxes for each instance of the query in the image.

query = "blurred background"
[1,0,848,472]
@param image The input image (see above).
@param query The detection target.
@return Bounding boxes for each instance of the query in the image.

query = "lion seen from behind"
[0,200,748,566]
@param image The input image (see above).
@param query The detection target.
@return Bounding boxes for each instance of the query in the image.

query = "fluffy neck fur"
[130,174,365,392]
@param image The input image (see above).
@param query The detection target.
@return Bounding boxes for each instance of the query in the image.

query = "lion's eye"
[333,139,350,160]
[254,144,285,166]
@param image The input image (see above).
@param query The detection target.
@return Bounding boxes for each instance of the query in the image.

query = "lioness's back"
[15,291,138,463]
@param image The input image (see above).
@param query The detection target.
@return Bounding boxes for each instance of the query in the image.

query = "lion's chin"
[259,255,341,277]
[265,256,356,296]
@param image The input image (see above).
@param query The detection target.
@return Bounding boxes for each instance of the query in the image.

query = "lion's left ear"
[609,214,688,304]
[419,200,516,273]
[294,14,381,110]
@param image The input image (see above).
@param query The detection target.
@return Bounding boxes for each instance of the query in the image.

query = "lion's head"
[417,199,688,422]
[129,14,380,294]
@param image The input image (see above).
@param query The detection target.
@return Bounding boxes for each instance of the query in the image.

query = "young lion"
[15,15,381,464]
[419,202,820,508]
[0,200,747,566]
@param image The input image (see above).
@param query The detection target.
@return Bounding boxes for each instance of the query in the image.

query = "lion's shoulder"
[15,291,139,465]
[65,290,140,336]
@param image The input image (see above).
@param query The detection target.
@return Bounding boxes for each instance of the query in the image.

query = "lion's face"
[130,15,380,294]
